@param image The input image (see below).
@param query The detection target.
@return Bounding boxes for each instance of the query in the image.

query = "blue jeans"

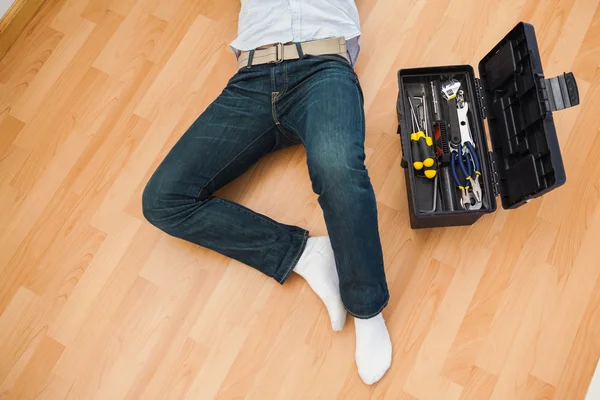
[142,55,389,318]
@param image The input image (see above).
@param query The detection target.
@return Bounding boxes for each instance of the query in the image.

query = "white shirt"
[231,0,361,64]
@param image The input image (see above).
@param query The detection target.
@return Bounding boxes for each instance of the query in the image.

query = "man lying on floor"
[142,0,392,385]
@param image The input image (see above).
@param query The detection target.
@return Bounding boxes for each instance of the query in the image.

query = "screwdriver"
[408,96,436,178]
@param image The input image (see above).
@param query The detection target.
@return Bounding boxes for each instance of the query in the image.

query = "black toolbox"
[396,22,580,229]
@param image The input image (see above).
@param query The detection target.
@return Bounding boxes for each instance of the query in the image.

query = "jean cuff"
[274,230,309,284]
[344,291,390,319]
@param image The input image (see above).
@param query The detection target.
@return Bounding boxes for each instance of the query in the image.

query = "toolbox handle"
[542,72,579,112]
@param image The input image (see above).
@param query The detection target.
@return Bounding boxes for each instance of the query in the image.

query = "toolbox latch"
[541,72,579,112]
[487,151,500,198]
[475,78,487,119]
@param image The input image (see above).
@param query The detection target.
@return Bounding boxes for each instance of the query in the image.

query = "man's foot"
[354,313,392,385]
[293,236,347,331]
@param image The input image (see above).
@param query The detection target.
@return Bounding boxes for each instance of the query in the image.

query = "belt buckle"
[271,42,284,64]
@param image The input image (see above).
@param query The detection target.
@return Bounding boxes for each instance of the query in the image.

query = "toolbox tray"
[397,22,579,229]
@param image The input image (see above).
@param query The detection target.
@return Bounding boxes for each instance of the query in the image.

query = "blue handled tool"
[455,90,483,204]
[451,151,482,211]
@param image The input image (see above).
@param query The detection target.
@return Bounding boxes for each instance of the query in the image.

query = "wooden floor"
[0,0,599,399]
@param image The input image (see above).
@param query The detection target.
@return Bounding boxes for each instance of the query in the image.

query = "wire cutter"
[459,141,482,203]
[451,151,482,210]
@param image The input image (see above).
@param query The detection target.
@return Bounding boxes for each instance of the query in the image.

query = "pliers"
[456,91,483,203]
[458,141,483,203]
[451,150,482,210]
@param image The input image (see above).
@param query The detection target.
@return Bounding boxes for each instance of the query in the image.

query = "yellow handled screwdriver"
[408,97,436,178]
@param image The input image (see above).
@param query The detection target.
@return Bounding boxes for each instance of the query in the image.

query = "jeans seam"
[277,122,301,144]
[283,63,289,94]
[272,93,280,125]
[354,80,365,131]
[195,125,275,199]
[280,121,306,146]
[278,230,309,284]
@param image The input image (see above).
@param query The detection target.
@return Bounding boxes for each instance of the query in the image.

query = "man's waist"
[236,37,350,70]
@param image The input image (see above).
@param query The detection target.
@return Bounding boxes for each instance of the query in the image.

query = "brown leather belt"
[237,37,349,70]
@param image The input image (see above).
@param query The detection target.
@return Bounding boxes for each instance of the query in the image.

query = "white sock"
[293,236,347,331]
[354,313,392,385]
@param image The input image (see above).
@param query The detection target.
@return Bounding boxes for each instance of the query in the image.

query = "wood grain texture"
[0,0,599,399]
[0,0,48,61]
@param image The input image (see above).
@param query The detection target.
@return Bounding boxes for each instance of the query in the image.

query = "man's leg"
[142,66,347,331]
[279,56,392,384]
[142,70,307,284]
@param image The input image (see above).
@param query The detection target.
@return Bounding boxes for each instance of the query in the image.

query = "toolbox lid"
[477,22,579,209]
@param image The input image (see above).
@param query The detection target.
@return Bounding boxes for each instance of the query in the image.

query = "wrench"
[456,90,483,204]
[456,91,475,146]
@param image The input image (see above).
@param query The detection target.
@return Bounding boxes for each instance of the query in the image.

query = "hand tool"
[421,93,438,212]
[443,86,484,210]
[422,175,438,213]
[451,151,481,210]
[408,96,424,170]
[433,121,451,163]
[441,79,462,146]
[408,96,436,178]
[433,121,457,211]
[418,95,437,179]
[455,145,482,210]
[456,90,483,203]
[439,164,456,211]
[430,81,442,121]
[451,151,471,209]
